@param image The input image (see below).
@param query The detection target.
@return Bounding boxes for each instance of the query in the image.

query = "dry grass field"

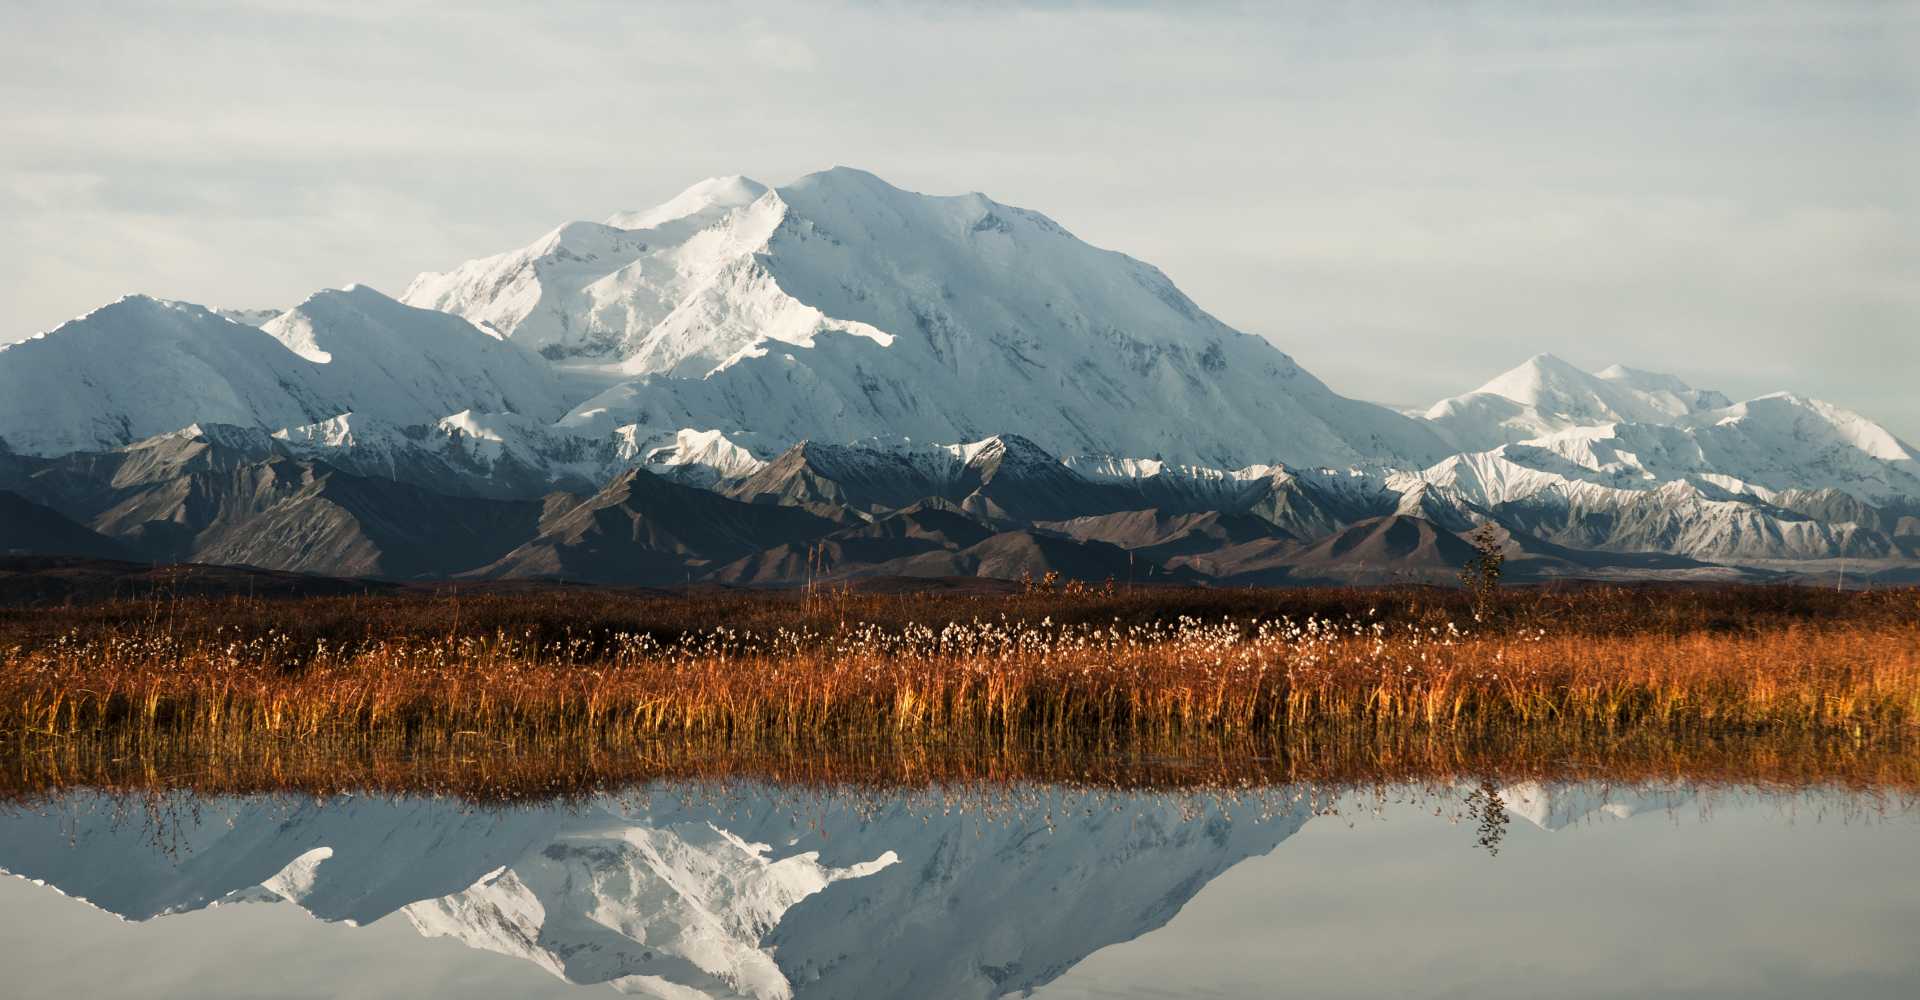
[2,584,1915,801]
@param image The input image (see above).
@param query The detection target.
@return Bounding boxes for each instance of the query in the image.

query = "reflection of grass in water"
[4,725,1915,805]
[9,742,1915,867]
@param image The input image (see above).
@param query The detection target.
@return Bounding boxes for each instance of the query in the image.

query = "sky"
[2,0,1915,437]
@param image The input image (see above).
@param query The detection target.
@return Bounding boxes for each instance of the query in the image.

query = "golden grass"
[4,586,1915,807]
[4,608,1917,754]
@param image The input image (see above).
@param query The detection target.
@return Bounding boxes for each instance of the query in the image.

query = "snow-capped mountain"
[0,296,348,457]
[260,285,567,423]
[1,167,1915,578]
[407,167,1449,472]
[1441,395,1920,505]
[0,787,1313,999]
[405,174,774,367]
[1387,357,1920,562]
[1424,354,1732,453]
[0,287,561,457]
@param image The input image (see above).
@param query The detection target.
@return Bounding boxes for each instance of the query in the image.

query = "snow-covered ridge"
[0,288,562,457]
[403,166,1450,472]
[1424,353,1733,453]
[1416,357,1920,505]
[605,174,770,232]
[1,167,1915,569]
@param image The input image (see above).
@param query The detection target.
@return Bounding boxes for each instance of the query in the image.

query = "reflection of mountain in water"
[0,787,1313,999]
[1498,782,1695,831]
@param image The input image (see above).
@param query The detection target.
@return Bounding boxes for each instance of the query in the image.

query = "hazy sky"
[2,1,1915,436]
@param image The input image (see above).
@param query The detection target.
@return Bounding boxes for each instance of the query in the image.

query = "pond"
[0,780,1915,998]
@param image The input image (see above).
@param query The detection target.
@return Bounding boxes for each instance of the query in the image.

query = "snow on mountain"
[4,167,1914,571]
[402,175,784,371]
[0,296,350,457]
[403,802,894,999]
[1418,386,1920,505]
[636,427,770,482]
[1421,354,1920,504]
[605,175,771,232]
[1498,782,1694,831]
[1518,477,1884,560]
[262,285,567,423]
[0,787,1312,999]
[1424,353,1731,452]
[414,167,1450,472]
[764,787,1310,998]
[1382,355,1920,559]
[270,410,764,498]
[0,288,564,458]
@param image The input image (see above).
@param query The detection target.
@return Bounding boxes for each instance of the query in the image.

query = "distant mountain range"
[3,168,1916,585]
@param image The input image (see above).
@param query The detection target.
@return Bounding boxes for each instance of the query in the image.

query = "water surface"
[0,781,1914,998]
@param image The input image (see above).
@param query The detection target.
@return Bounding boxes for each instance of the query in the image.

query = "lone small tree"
[1459,523,1505,622]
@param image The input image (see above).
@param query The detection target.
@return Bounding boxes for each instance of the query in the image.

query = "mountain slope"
[0,491,134,559]
[0,288,564,458]
[1275,514,1477,582]
[414,167,1450,471]
[404,176,775,365]
[704,503,999,586]
[0,425,542,577]
[3,168,1916,578]
[93,455,541,578]
[261,285,566,423]
[1041,508,1291,561]
[726,440,945,513]
[0,296,349,456]
[475,467,838,584]
[1424,353,1731,452]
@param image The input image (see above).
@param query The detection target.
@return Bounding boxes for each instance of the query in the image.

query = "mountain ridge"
[1,167,1914,582]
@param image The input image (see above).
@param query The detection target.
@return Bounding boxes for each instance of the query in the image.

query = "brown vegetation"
[1,586,1914,797]
[5,578,1917,647]
[4,727,1915,806]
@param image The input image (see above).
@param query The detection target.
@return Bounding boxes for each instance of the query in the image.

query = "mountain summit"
[405,166,1449,471]
[1424,353,1731,451]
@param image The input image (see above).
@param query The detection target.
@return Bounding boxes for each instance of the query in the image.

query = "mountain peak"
[950,433,1061,473]
[605,174,769,231]
[1429,353,1747,454]
[1597,362,1661,383]
[96,293,206,323]
[1594,363,1720,400]
[294,283,399,311]
[1474,353,1590,400]
[403,167,1449,470]
[788,165,896,192]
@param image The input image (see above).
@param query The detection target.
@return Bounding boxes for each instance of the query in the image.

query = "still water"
[0,781,1914,999]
